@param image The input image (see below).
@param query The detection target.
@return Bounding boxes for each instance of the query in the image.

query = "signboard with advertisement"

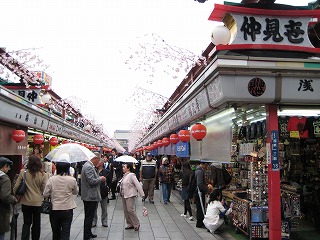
[34,71,52,86]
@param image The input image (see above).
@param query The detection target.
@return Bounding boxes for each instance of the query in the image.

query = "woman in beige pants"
[120,163,145,231]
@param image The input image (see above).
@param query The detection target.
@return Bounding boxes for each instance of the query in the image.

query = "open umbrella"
[114,155,138,163]
[45,143,96,163]
[10,204,19,240]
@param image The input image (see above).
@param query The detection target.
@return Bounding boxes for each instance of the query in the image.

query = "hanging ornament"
[170,134,179,144]
[178,130,190,142]
[62,140,69,144]
[33,134,44,145]
[12,130,25,143]
[157,140,163,147]
[162,137,170,147]
[191,123,207,141]
[49,137,59,146]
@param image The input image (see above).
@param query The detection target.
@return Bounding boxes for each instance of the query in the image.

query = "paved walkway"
[6,189,237,240]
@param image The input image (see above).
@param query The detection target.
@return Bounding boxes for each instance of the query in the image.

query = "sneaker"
[149,200,154,204]
[189,216,194,221]
[142,198,145,202]
[180,214,187,217]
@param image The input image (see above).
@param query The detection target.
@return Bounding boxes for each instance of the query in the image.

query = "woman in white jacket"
[203,189,233,234]
[120,162,145,231]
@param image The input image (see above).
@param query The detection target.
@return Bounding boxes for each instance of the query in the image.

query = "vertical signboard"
[271,130,279,171]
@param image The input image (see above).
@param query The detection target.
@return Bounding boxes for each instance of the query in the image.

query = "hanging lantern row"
[146,123,207,150]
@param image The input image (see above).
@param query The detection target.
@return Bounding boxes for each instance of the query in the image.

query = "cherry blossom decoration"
[123,33,201,83]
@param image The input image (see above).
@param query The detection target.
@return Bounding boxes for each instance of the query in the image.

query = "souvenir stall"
[136,1,320,239]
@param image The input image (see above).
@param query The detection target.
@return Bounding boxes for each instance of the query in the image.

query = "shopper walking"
[140,153,157,204]
[43,161,78,240]
[179,162,194,221]
[81,152,106,240]
[120,163,145,231]
[158,156,174,204]
[14,155,48,240]
[0,157,17,240]
[195,161,208,228]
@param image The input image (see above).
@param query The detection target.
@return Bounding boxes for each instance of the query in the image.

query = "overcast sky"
[0,0,312,136]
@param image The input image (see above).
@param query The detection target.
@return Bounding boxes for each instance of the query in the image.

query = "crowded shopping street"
[3,189,236,240]
[1,0,320,240]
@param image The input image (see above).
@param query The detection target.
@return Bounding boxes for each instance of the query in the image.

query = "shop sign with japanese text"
[232,14,313,48]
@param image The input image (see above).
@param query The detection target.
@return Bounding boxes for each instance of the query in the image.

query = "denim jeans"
[50,209,73,240]
[0,233,5,240]
[162,182,172,203]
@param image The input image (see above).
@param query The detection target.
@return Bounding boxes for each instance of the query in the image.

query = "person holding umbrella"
[119,162,145,231]
[0,157,17,240]
[43,155,79,240]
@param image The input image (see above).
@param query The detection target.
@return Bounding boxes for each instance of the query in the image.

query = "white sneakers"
[180,214,194,221]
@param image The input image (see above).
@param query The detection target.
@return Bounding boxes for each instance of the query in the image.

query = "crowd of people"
[0,149,233,240]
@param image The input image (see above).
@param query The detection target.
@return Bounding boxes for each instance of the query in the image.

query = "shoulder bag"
[41,198,52,214]
[15,170,27,196]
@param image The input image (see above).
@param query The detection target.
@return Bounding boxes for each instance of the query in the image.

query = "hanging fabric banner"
[176,141,189,157]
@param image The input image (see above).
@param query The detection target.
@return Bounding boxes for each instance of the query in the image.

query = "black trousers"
[21,205,41,240]
[184,199,193,216]
[50,209,73,240]
[110,180,117,198]
[195,192,205,227]
[83,201,98,240]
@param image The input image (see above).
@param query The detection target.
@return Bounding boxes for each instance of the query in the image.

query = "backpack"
[188,171,197,199]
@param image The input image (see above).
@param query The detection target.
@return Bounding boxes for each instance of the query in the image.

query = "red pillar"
[266,104,281,239]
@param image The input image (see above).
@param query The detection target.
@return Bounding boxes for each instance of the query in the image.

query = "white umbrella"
[114,155,138,163]
[45,143,96,163]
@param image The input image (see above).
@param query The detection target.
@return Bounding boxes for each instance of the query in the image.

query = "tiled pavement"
[6,189,237,240]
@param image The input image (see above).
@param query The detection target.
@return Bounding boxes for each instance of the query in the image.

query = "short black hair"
[124,162,135,173]
[56,162,71,175]
[209,189,222,203]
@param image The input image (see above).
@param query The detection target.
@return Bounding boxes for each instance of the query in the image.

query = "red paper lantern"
[157,140,163,147]
[49,137,59,146]
[178,130,190,142]
[33,134,44,145]
[12,130,25,143]
[153,141,158,148]
[170,134,179,144]
[191,123,207,141]
[162,137,170,147]
[62,140,69,144]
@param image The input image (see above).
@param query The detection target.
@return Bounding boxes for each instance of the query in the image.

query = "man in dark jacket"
[0,157,17,240]
[195,162,208,228]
